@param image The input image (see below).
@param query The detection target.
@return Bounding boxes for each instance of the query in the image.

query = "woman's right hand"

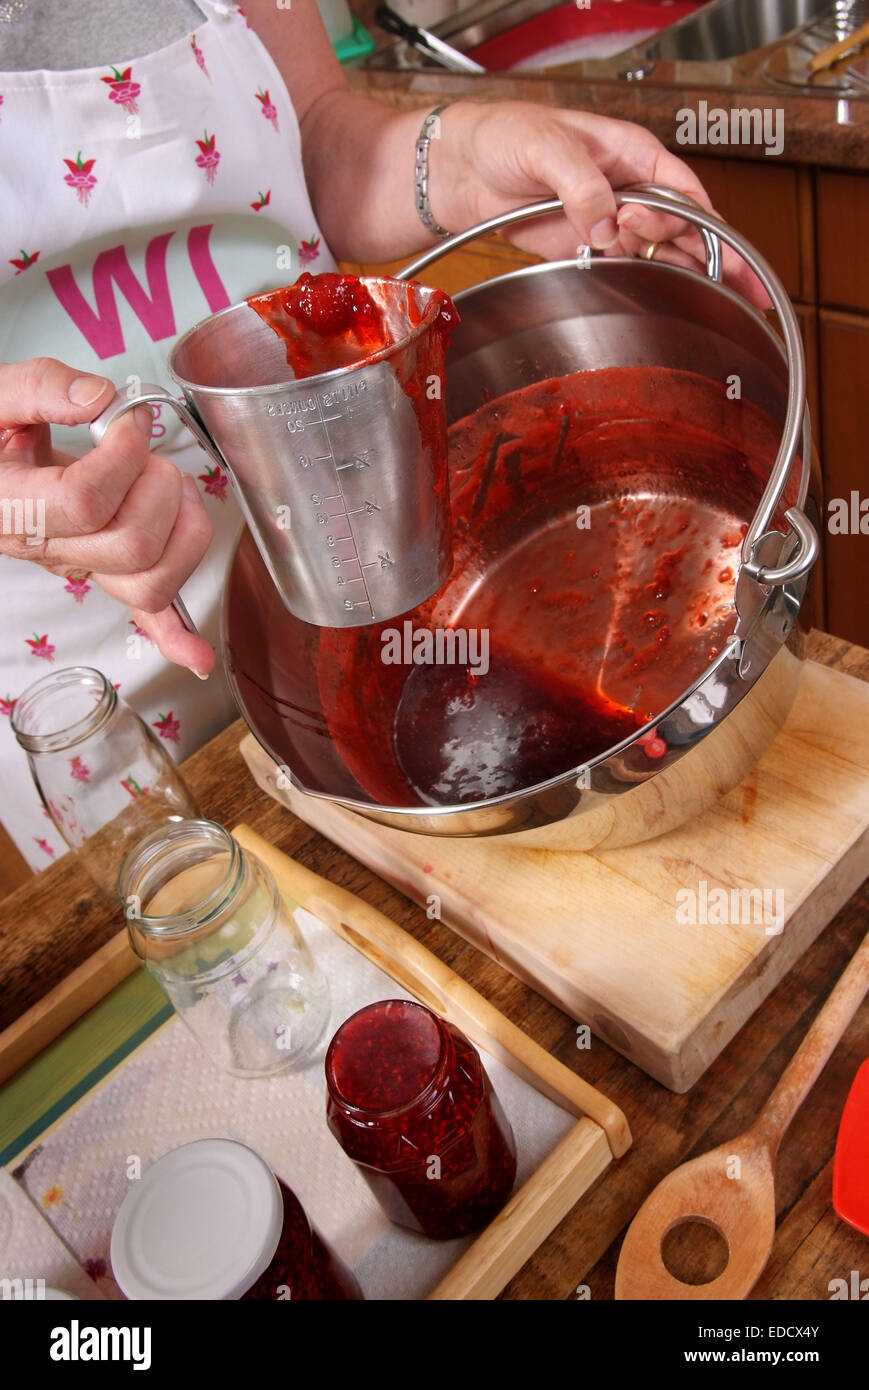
[0,357,216,676]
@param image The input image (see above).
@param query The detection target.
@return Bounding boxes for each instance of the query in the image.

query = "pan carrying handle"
[398,187,818,590]
[88,383,230,639]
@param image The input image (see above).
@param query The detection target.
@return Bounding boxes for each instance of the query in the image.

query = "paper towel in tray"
[12,908,576,1300]
[0,1169,105,1300]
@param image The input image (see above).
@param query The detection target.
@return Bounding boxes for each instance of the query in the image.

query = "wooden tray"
[240,658,869,1092]
[0,825,630,1302]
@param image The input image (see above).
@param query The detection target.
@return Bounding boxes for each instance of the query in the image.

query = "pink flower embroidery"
[198,463,228,501]
[9,249,40,275]
[0,694,16,717]
[34,837,55,858]
[153,710,180,743]
[250,190,271,212]
[194,131,220,186]
[299,235,321,266]
[63,151,98,207]
[101,66,140,115]
[255,88,279,133]
[190,33,210,78]
[121,775,150,800]
[128,619,154,643]
[26,633,55,662]
[64,574,91,603]
[69,756,91,782]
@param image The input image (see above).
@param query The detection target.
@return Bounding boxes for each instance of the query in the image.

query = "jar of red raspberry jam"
[325,999,517,1240]
[110,1138,362,1300]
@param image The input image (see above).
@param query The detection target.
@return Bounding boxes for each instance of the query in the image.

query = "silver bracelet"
[414,103,453,239]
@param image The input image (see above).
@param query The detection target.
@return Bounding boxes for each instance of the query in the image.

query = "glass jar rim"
[325,999,451,1122]
[10,665,116,753]
[119,818,246,936]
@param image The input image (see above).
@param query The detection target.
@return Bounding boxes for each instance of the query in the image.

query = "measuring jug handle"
[398,191,817,591]
[88,383,227,640]
[89,382,226,471]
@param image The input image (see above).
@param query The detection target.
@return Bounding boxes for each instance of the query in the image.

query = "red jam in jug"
[325,1000,517,1240]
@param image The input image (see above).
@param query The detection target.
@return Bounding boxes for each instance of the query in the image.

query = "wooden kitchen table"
[1,629,867,1300]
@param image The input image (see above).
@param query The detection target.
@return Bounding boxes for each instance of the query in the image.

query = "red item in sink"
[466,1,701,70]
[833,1058,869,1237]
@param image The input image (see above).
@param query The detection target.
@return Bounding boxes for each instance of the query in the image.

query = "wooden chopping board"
[240,659,869,1091]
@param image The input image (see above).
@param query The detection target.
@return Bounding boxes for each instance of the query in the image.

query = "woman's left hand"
[427,101,769,309]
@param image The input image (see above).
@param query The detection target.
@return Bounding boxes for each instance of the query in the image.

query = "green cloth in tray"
[0,969,171,1167]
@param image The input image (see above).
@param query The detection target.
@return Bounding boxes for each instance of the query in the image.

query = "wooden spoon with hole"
[615,931,869,1299]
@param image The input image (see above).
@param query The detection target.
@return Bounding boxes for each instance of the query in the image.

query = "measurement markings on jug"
[313,399,374,618]
[265,397,317,417]
[336,450,373,471]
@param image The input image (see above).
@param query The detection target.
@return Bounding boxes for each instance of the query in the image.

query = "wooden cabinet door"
[819,309,869,648]
[681,156,815,303]
[817,171,869,313]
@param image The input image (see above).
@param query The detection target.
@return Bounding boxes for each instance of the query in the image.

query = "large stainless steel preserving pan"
[222,188,821,848]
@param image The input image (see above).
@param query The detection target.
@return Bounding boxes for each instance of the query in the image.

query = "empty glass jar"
[10,666,198,895]
[120,819,330,1075]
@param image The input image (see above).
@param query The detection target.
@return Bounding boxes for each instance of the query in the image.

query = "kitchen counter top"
[349,64,869,170]
[345,0,869,172]
[1,628,866,1298]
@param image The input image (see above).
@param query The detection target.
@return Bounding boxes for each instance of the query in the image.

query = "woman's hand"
[427,102,769,308]
[0,358,216,675]
[252,1,767,303]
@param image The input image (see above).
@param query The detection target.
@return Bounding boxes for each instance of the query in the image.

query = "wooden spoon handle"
[751,930,869,1152]
[808,18,869,72]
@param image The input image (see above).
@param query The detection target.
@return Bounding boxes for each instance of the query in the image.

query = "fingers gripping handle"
[88,383,225,639]
[88,383,224,466]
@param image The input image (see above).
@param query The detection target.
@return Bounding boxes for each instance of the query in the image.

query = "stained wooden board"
[240,659,869,1092]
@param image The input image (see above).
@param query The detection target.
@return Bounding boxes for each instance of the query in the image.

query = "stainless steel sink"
[644,0,835,62]
[361,0,869,94]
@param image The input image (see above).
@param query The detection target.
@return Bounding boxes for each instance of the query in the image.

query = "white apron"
[0,0,336,869]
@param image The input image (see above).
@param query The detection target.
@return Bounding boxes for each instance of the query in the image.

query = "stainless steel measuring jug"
[89,278,454,628]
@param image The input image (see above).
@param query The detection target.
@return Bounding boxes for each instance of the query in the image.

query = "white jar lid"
[110,1139,283,1300]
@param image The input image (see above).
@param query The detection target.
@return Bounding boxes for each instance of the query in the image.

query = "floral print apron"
[0,0,335,870]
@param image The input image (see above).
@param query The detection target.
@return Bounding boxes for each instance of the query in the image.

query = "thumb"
[0,358,114,431]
